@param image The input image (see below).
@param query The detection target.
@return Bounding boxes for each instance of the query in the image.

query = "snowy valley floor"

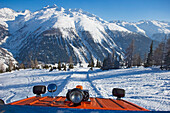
[0,67,169,111]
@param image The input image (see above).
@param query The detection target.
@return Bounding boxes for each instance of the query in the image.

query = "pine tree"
[91,56,94,67]
[6,67,10,72]
[133,54,141,67]
[88,55,94,67]
[96,59,101,68]
[136,54,142,67]
[87,61,90,67]
[112,48,115,59]
[0,70,3,73]
[31,60,35,69]
[8,59,13,72]
[101,58,107,70]
[125,40,135,68]
[69,56,74,69]
[133,54,137,66]
[143,52,147,65]
[43,64,49,69]
[164,38,170,70]
[164,50,170,70]
[13,65,16,71]
[19,63,25,69]
[69,56,73,64]
[101,53,114,70]
[34,59,39,69]
[69,63,74,69]
[119,55,124,67]
[145,41,153,67]
[0,62,4,73]
[61,64,65,68]
[53,66,57,69]
[153,42,164,66]
[58,61,61,71]
[79,61,82,67]
[63,64,67,71]
[114,56,120,69]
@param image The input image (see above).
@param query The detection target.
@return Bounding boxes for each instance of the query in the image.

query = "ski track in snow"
[0,67,169,111]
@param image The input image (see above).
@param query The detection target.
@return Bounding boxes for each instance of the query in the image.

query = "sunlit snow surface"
[0,67,169,111]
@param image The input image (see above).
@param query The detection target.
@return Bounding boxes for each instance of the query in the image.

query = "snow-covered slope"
[0,8,24,70]
[1,5,154,64]
[0,8,31,44]
[0,67,169,111]
[0,25,9,44]
[112,20,170,41]
[0,47,18,71]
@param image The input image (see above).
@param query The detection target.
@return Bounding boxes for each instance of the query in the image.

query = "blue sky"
[0,0,170,22]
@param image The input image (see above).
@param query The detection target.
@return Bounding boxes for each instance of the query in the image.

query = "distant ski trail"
[58,68,103,98]
[56,74,72,95]
[87,72,103,98]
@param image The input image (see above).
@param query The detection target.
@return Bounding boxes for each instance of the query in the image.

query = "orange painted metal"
[8,96,149,111]
[76,85,83,90]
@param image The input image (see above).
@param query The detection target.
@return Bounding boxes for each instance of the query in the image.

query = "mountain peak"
[113,20,170,41]
[42,4,66,12]
[43,5,50,9]
[0,8,16,13]
[43,4,58,9]
[0,8,18,27]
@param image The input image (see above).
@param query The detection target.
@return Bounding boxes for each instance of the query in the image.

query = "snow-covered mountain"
[2,5,169,64]
[111,20,170,41]
[0,5,156,64]
[0,8,30,27]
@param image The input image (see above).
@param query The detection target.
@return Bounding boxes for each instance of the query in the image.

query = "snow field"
[0,67,169,111]
[90,68,170,111]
